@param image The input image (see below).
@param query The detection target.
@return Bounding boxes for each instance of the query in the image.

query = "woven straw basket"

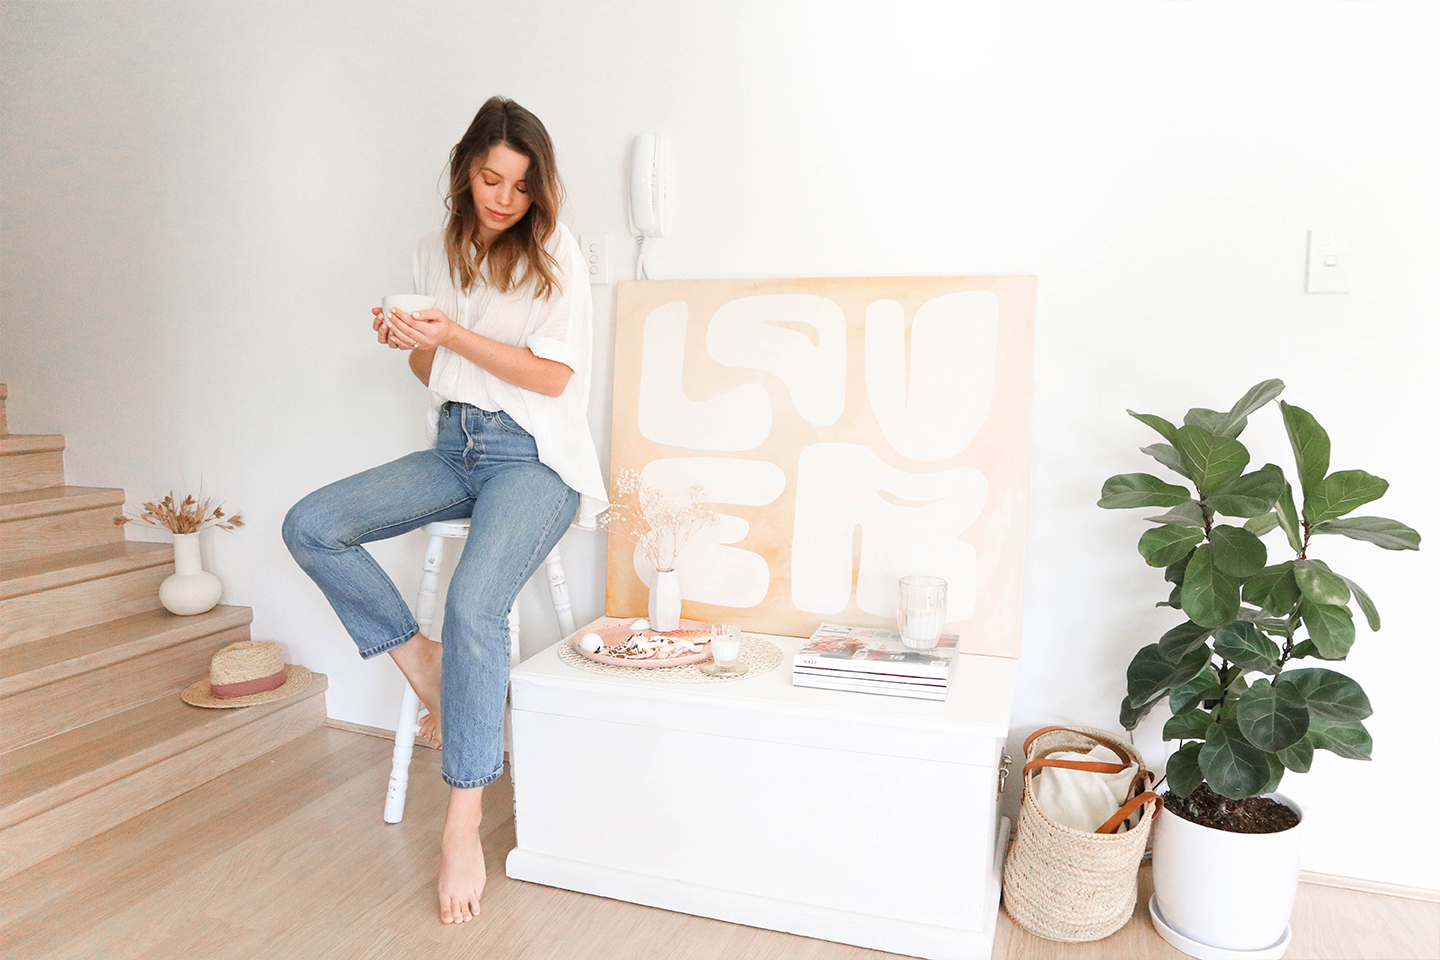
[1001,725,1161,943]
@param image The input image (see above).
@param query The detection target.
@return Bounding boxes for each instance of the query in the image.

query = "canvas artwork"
[606,275,1036,658]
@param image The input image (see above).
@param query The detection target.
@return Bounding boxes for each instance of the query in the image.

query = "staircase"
[0,383,327,880]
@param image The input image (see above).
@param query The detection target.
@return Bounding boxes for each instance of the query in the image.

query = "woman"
[283,97,607,925]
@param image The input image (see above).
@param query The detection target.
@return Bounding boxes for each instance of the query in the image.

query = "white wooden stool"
[383,518,577,823]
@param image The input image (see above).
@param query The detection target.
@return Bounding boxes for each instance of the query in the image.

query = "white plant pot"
[647,568,681,632]
[159,532,223,616]
[1150,792,1302,958]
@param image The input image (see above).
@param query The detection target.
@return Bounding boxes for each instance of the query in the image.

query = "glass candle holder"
[898,576,948,650]
[711,622,741,666]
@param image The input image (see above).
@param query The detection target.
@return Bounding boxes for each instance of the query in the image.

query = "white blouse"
[413,222,608,527]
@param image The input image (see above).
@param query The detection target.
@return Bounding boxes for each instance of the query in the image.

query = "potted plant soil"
[1098,380,1420,959]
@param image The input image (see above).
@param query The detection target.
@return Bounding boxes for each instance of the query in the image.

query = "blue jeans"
[282,403,579,788]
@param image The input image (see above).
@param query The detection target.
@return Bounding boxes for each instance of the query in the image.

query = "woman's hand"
[372,307,408,350]
[386,308,455,352]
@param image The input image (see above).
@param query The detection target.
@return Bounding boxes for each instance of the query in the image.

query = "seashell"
[630,617,651,632]
[578,632,603,654]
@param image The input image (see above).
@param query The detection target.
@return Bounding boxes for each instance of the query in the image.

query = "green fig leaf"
[1300,600,1356,659]
[1292,559,1351,606]
[1208,463,1285,518]
[1306,718,1373,760]
[1280,401,1330,501]
[1139,525,1207,567]
[1180,545,1241,628]
[1145,502,1207,528]
[1311,516,1421,551]
[1281,668,1373,721]
[1213,621,1281,673]
[1164,708,1213,741]
[1167,742,1205,798]
[1199,722,1273,799]
[1170,666,1223,715]
[1236,680,1310,751]
[1219,379,1285,437]
[1175,426,1250,493]
[1210,525,1268,578]
[1244,512,1280,537]
[1158,620,1216,660]
[1304,470,1389,525]
[1099,473,1193,509]
[1128,410,1179,444]
[1339,575,1380,631]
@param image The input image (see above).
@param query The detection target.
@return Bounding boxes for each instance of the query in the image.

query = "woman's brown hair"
[444,97,564,299]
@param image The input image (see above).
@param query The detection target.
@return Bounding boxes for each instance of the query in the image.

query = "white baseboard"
[1299,870,1439,904]
[322,717,440,749]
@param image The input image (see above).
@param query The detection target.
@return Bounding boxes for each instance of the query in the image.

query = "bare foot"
[390,633,443,747]
[438,788,486,924]
[417,710,441,745]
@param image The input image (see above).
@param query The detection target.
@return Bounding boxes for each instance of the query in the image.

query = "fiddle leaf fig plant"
[1100,380,1420,801]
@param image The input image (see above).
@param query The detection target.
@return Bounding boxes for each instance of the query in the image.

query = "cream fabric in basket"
[1032,745,1138,833]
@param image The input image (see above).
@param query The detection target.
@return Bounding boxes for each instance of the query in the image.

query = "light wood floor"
[2,728,1435,960]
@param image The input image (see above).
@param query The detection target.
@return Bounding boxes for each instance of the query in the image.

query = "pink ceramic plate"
[573,618,713,668]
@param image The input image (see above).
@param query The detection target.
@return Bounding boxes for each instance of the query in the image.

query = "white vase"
[159,532,223,616]
[648,568,681,632]
[1150,792,1302,957]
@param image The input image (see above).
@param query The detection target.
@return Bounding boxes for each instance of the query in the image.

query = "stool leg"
[415,533,446,637]
[384,532,446,824]
[544,546,576,638]
[385,684,422,824]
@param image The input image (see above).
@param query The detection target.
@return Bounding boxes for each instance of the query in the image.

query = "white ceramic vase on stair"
[159,532,223,615]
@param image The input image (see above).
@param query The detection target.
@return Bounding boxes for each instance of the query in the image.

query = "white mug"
[380,294,435,319]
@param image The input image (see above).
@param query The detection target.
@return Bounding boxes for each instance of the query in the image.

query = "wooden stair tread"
[0,435,64,456]
[0,541,171,599]
[0,486,125,522]
[1,674,328,829]
[0,605,252,695]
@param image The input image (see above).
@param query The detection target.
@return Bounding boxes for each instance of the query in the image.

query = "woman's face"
[469,143,533,242]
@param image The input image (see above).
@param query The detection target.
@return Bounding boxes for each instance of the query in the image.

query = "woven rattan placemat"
[557,635,783,683]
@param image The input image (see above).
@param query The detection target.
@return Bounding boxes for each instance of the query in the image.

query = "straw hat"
[182,640,312,708]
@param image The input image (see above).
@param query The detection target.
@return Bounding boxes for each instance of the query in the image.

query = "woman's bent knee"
[282,494,333,559]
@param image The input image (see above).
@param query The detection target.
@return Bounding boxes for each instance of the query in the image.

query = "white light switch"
[1306,227,1351,293]
[581,233,611,286]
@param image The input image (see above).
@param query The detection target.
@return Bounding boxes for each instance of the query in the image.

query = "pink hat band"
[210,668,288,699]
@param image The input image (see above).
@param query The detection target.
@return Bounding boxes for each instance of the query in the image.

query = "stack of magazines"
[792,623,957,701]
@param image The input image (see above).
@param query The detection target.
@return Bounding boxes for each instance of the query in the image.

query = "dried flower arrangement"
[598,469,719,573]
[115,492,245,535]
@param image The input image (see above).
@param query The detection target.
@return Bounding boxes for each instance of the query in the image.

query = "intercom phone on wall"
[630,135,668,280]
[629,134,668,238]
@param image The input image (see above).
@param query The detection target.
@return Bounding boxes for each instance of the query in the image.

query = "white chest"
[506,623,1017,960]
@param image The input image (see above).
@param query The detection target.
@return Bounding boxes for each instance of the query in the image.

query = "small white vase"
[648,568,681,632]
[1151,792,1302,956]
[159,532,223,616]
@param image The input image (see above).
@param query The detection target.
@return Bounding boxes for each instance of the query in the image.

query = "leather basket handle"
[1022,724,1133,760]
[1095,791,1162,835]
[1022,757,1131,776]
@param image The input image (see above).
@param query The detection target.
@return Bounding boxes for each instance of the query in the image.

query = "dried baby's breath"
[115,491,245,535]
[597,469,719,573]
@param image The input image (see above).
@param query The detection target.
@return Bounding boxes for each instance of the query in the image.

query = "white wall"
[3,0,1435,890]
